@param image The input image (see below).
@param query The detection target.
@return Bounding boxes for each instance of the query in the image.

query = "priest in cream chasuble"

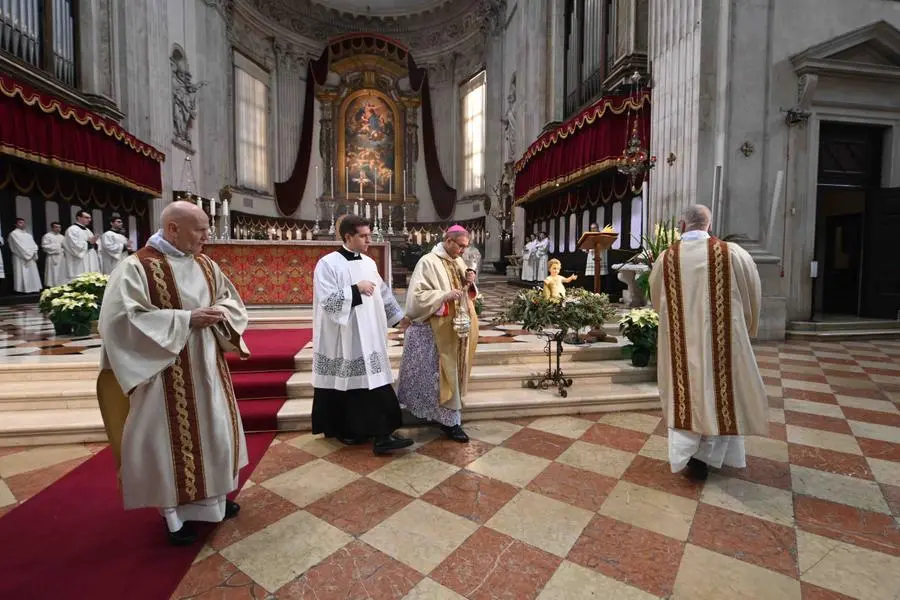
[650,205,768,479]
[398,226,478,443]
[311,215,413,455]
[98,201,250,546]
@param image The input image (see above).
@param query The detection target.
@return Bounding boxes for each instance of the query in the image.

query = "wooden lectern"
[577,231,619,293]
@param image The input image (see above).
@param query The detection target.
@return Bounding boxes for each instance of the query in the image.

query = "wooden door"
[823,213,863,315]
[863,188,900,319]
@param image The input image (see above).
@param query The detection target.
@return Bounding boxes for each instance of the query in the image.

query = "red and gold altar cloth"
[203,240,391,306]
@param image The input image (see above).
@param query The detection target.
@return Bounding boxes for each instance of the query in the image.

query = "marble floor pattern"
[2,340,900,598]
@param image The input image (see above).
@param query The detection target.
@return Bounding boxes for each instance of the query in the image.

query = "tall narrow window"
[460,71,486,194]
[234,53,270,192]
[0,0,77,87]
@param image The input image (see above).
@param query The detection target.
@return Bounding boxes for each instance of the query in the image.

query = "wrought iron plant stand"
[527,329,573,397]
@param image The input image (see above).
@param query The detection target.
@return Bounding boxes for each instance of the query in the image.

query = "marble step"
[785,328,900,341]
[0,380,97,411]
[0,359,99,384]
[788,319,900,332]
[0,408,108,447]
[277,382,661,432]
[286,362,655,399]
[294,339,628,371]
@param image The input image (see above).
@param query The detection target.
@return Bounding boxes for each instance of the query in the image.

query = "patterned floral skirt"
[397,322,462,427]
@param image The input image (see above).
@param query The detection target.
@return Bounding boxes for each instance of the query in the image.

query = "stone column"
[78,0,116,100]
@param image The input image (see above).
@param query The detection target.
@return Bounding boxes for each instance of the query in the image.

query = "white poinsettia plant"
[39,272,109,324]
[619,308,660,367]
[473,292,485,316]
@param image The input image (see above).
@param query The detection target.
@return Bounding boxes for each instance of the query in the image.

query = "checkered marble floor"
[2,339,900,598]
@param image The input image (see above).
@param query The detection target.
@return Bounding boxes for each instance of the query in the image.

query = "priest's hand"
[357,280,377,296]
[444,289,465,303]
[397,317,411,332]
[190,307,226,328]
[465,270,477,285]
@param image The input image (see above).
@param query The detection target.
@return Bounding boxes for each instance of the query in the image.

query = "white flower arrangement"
[39,271,108,326]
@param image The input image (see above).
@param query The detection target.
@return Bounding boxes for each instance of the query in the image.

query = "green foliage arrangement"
[628,219,681,301]
[499,287,617,336]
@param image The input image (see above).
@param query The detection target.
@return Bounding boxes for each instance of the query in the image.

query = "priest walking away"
[311,214,414,455]
[650,204,768,480]
[97,200,251,546]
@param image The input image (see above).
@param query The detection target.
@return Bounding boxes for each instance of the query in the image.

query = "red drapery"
[514,93,650,205]
[0,74,164,196]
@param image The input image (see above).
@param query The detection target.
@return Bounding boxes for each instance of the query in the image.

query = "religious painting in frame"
[338,89,404,199]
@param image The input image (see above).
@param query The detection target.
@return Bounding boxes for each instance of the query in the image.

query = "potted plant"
[619,307,659,367]
[473,293,485,316]
[628,219,681,302]
[39,272,109,336]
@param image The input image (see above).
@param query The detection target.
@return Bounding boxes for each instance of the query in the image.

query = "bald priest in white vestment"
[63,209,101,280]
[650,204,768,481]
[8,218,42,293]
[311,214,414,455]
[98,200,250,546]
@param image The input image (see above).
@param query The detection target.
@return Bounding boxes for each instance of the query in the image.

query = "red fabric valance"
[514,93,650,205]
[0,74,164,196]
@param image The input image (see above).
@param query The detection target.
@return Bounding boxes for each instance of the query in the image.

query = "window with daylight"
[0,0,78,87]
[460,71,486,194]
[234,53,270,192]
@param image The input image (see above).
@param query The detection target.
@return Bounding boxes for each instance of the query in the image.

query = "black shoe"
[337,436,369,446]
[440,425,469,443]
[683,457,709,482]
[373,434,414,455]
[167,522,197,546]
[225,500,240,520]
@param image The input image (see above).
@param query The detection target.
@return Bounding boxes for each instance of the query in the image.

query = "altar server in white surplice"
[63,210,101,280]
[534,231,549,281]
[650,204,768,481]
[100,214,132,274]
[521,234,536,282]
[8,218,42,293]
[41,222,66,288]
[98,201,250,546]
[311,214,414,455]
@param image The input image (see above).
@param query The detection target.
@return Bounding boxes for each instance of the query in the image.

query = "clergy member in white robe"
[8,218,42,293]
[534,232,549,281]
[650,204,767,480]
[41,222,66,288]
[521,234,536,282]
[98,201,250,546]
[63,210,100,280]
[311,214,414,455]
[397,225,478,443]
[100,215,132,274]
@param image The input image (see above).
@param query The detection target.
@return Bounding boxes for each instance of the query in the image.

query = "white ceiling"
[312,0,452,17]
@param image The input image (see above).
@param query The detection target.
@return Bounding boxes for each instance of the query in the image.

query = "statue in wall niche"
[171,47,207,146]
[503,73,517,162]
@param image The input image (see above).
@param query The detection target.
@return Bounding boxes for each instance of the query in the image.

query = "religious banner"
[338,90,403,198]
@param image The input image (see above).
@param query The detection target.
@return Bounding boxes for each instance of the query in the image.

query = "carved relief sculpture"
[171,46,207,147]
[503,72,517,162]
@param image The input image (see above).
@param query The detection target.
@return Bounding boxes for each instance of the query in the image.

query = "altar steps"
[786,318,900,341]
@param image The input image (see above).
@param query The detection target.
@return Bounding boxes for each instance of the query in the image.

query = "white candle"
[315,166,319,198]
[374,170,378,203]
[389,173,392,198]
[365,204,370,219]
[359,171,363,196]
[377,203,382,219]
[195,195,202,208]
[346,168,349,197]
[403,171,407,200]
[210,197,216,217]
[331,166,334,198]
[222,199,229,216]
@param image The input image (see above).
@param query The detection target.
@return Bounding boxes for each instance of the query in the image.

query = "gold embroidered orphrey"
[439,256,471,395]
[135,247,240,504]
[662,241,691,430]
[707,237,737,435]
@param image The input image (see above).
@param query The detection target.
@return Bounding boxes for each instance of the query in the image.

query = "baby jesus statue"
[543,258,578,300]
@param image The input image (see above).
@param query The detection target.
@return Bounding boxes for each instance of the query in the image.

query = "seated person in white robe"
[650,204,768,481]
[63,210,100,280]
[100,214,132,274]
[311,214,413,455]
[41,222,66,288]
[98,201,251,546]
[8,218,42,293]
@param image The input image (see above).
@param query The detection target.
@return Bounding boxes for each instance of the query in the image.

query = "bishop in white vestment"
[650,205,768,480]
[312,215,413,454]
[8,218,42,293]
[63,210,100,280]
[41,222,66,288]
[397,226,478,443]
[100,215,132,274]
[98,201,250,546]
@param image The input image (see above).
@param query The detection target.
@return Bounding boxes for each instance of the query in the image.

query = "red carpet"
[228,328,312,431]
[0,432,275,600]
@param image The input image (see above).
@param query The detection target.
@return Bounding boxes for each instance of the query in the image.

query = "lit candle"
[365,203,370,219]
[389,173,392,198]
[195,195,202,208]
[377,203,382,219]
[222,199,229,216]
[209,197,216,217]
[403,171,407,200]
[374,170,378,204]
[315,165,319,198]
